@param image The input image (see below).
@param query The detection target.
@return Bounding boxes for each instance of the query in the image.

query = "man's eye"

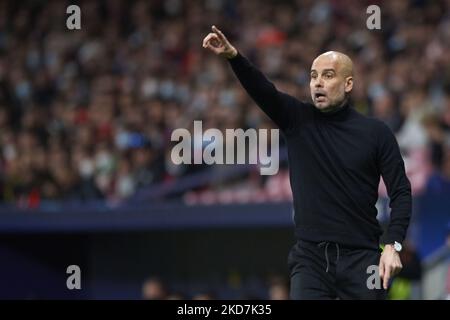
[325,73,333,79]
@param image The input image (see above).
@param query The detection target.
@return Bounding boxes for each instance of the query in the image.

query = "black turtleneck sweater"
[228,53,412,249]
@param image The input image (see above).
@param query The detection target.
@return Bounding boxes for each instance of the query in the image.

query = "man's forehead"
[311,57,338,72]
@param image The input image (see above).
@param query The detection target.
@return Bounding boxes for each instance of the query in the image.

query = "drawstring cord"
[318,242,330,272]
[318,242,340,273]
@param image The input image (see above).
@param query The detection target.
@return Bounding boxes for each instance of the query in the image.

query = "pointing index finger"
[383,267,391,289]
[212,25,226,41]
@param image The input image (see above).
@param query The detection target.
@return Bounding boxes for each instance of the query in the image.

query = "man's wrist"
[226,48,238,59]
[385,241,402,252]
[383,245,398,257]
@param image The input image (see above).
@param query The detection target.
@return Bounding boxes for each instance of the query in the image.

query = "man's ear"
[345,76,353,93]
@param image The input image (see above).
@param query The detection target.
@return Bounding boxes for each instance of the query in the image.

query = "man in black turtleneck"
[203,26,411,300]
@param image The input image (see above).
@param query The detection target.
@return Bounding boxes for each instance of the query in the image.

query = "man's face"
[310,54,353,112]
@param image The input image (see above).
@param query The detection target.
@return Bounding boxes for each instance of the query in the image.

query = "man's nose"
[315,77,324,87]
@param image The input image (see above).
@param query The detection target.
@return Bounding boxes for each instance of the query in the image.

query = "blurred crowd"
[0,0,450,207]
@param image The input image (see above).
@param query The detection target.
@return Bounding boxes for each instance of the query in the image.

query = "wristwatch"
[392,241,402,252]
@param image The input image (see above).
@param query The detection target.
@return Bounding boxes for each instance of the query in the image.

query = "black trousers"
[288,240,387,300]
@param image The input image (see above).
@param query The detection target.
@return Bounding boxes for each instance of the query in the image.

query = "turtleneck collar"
[314,101,352,121]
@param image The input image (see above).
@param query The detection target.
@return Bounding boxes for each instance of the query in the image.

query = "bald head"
[314,51,353,78]
[310,51,354,112]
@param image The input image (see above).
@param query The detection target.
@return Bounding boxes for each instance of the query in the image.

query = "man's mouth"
[315,92,327,102]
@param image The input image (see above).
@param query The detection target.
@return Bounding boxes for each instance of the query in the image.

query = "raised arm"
[202,25,301,131]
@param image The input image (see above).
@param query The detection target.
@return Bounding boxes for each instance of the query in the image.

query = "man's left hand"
[378,244,403,290]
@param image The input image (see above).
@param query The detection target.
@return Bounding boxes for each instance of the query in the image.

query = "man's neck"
[319,98,348,114]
